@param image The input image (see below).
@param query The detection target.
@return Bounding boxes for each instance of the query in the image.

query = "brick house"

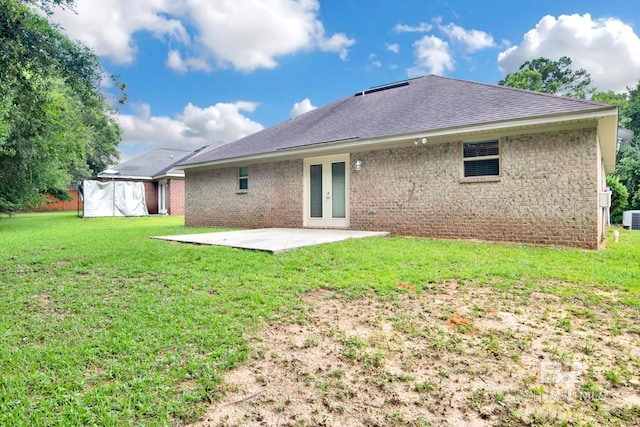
[178,76,618,249]
[94,148,196,215]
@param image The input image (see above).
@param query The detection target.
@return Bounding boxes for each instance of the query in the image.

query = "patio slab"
[152,228,389,253]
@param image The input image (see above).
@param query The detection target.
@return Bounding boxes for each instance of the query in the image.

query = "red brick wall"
[349,128,599,249]
[185,160,303,228]
[144,181,158,214]
[168,179,185,215]
[185,128,601,249]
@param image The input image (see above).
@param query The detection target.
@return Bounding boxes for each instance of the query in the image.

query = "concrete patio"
[152,228,390,253]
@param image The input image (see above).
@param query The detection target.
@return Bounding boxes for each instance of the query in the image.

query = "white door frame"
[158,179,168,215]
[303,153,350,228]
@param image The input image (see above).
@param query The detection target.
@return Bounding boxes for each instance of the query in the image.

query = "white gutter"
[153,172,185,180]
[177,107,618,171]
[96,173,185,180]
[96,175,154,180]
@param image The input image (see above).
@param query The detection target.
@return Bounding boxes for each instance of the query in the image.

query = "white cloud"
[438,22,495,52]
[317,32,356,61]
[52,0,354,72]
[498,14,640,92]
[394,22,432,33]
[386,43,400,54]
[52,0,188,64]
[118,102,264,153]
[398,19,497,78]
[166,50,212,73]
[290,98,317,118]
[189,0,353,70]
[365,54,382,72]
[407,35,454,77]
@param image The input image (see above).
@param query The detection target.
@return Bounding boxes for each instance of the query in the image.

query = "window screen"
[238,166,248,190]
[463,141,499,177]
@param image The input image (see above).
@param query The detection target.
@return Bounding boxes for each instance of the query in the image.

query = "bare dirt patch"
[33,292,66,318]
[191,281,640,426]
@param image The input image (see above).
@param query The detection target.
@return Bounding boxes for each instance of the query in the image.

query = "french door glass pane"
[331,162,345,218]
[159,184,167,211]
[310,164,323,218]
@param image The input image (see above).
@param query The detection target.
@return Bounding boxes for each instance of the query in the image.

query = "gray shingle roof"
[180,75,616,167]
[104,148,195,178]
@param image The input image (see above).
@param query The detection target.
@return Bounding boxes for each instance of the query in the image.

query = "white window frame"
[238,166,248,192]
[462,140,500,178]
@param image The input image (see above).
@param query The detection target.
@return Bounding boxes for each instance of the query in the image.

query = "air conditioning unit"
[622,210,640,230]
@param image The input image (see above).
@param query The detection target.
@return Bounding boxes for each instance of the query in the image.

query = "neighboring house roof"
[179,75,618,171]
[99,148,196,180]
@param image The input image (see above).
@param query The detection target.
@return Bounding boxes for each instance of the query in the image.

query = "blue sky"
[51,0,640,163]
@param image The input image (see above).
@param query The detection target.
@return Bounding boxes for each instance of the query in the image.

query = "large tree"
[499,56,593,99]
[0,0,123,213]
[595,82,640,211]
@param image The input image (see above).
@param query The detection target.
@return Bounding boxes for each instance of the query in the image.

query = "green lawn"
[1,212,638,426]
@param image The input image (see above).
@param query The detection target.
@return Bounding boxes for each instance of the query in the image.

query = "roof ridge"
[426,74,613,108]
[153,148,193,152]
[109,147,197,178]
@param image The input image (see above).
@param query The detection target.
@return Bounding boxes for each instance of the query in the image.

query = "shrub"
[607,174,629,224]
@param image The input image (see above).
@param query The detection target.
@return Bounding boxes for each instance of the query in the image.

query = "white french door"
[158,180,168,215]
[303,154,349,228]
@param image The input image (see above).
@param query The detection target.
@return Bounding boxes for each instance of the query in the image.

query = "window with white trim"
[463,141,500,177]
[238,166,248,191]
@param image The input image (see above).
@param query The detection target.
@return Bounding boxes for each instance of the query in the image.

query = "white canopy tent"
[82,180,149,217]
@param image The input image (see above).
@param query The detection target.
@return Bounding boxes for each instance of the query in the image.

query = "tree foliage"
[606,174,629,223]
[594,81,640,212]
[499,56,593,98]
[621,83,640,148]
[614,143,640,210]
[0,0,123,213]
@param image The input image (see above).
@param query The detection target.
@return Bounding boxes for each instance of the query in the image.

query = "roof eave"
[178,107,618,171]
[153,172,185,180]
[597,113,618,173]
[96,175,154,180]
